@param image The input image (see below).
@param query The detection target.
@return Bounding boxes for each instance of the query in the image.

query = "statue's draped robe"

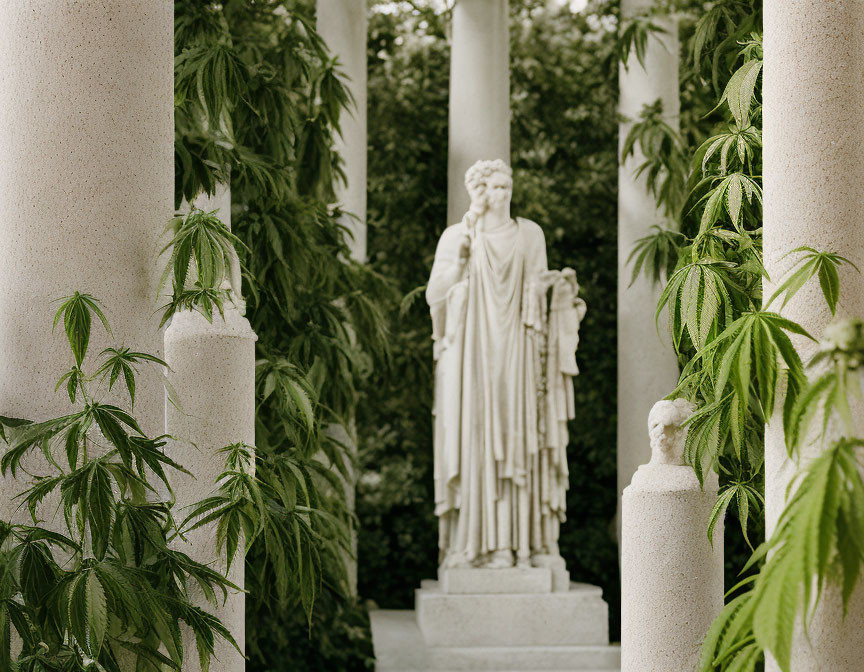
[429,217,585,564]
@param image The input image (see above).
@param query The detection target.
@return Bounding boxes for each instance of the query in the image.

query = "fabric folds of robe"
[429,216,585,564]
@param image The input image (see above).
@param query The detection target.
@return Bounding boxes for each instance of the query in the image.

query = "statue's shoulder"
[516,217,546,243]
[439,220,468,242]
[433,221,468,256]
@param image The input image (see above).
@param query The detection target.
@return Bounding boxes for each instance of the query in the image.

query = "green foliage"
[699,319,864,671]
[766,247,859,317]
[0,295,239,671]
[360,0,621,636]
[174,1,391,668]
[702,435,864,671]
[625,2,864,669]
[627,225,685,286]
[617,14,667,70]
[628,3,774,547]
[159,208,245,326]
[621,99,689,217]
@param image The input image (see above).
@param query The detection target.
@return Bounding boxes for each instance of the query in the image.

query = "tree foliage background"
[358,0,621,637]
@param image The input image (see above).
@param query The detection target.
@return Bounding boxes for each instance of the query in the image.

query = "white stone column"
[317,0,368,262]
[763,2,864,669]
[621,402,723,672]
[616,0,681,542]
[0,0,172,501]
[164,304,256,671]
[447,0,510,225]
[316,1,369,594]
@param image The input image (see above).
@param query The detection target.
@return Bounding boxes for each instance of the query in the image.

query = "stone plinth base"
[371,566,618,671]
[418,580,609,648]
[371,610,620,672]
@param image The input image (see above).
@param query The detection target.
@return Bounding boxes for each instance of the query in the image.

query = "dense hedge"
[359,0,622,638]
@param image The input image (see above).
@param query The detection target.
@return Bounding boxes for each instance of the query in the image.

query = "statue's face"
[467,181,488,212]
[486,171,513,208]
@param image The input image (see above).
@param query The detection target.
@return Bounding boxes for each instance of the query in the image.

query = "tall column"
[447,0,510,225]
[316,0,369,594]
[0,0,172,503]
[764,2,864,669]
[616,0,681,543]
[317,0,368,262]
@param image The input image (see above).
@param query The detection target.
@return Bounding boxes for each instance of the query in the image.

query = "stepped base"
[371,610,620,672]
[417,580,609,648]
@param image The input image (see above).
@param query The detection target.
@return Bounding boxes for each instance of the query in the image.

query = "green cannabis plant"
[0,292,238,672]
[623,1,864,669]
[173,1,372,646]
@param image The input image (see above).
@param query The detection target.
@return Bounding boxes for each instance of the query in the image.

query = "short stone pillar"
[621,399,724,672]
[763,2,864,669]
[164,303,257,671]
[617,0,682,543]
[447,0,510,225]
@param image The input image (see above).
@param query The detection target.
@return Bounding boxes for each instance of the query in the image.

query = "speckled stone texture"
[440,567,555,594]
[317,0,368,262]
[447,0,510,225]
[621,464,723,672]
[372,609,621,672]
[164,307,257,672]
[373,563,618,669]
[0,0,172,513]
[417,581,609,648]
[616,0,681,544]
[763,2,864,669]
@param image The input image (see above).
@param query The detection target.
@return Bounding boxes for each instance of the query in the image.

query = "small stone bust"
[647,398,695,466]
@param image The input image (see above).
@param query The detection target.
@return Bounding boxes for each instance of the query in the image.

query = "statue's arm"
[525,220,549,278]
[427,226,468,307]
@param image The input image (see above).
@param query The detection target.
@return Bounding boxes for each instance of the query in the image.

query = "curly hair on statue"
[464,159,513,195]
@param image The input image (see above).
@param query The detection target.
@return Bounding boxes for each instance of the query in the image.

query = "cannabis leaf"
[766,247,859,316]
[628,226,686,286]
[719,58,762,128]
[94,347,168,408]
[657,259,736,351]
[53,293,111,368]
[618,15,666,70]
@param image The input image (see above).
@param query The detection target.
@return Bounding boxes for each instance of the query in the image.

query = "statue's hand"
[458,235,471,264]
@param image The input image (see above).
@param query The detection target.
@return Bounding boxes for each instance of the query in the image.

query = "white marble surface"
[164,305,257,672]
[620,402,723,672]
[372,609,620,672]
[440,567,554,595]
[763,2,864,669]
[417,582,608,649]
[616,0,682,545]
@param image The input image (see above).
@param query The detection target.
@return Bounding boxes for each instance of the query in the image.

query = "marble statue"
[647,398,695,466]
[427,159,587,569]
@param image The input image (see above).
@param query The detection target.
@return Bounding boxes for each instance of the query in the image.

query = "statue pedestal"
[371,567,620,671]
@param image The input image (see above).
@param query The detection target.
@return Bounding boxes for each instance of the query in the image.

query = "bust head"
[465,159,513,214]
[647,398,695,466]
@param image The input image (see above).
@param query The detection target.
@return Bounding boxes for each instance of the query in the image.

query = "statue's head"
[465,159,513,213]
[647,398,695,466]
